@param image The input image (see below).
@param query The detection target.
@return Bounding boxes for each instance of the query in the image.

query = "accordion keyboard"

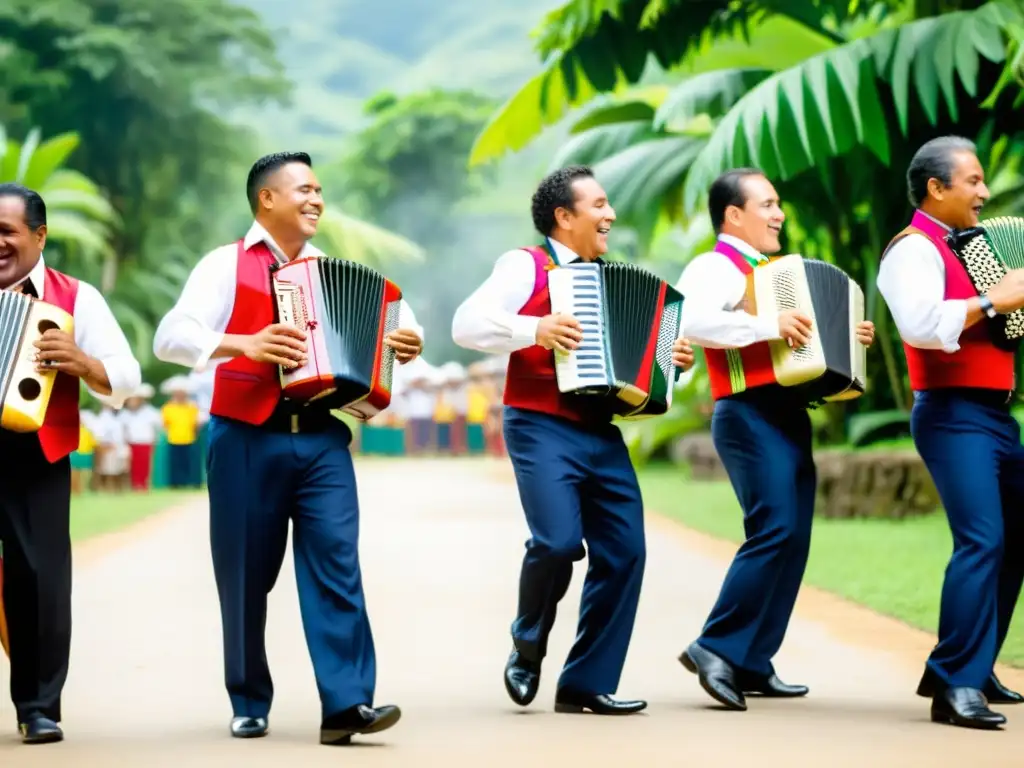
[548,264,611,393]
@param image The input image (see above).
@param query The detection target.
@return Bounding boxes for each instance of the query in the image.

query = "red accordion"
[271,256,402,420]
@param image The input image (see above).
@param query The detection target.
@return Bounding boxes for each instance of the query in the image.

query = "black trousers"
[0,432,72,723]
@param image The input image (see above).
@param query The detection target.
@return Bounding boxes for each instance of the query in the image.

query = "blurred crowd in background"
[70,355,510,495]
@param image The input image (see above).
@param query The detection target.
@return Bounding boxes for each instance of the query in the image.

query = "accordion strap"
[882,225,927,260]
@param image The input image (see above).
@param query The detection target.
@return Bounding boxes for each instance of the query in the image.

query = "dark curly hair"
[246,151,312,214]
[531,165,595,237]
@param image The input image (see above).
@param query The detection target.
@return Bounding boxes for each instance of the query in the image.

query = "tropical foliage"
[470,0,1024,457]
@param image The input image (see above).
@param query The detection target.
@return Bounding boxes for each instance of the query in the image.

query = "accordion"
[746,254,866,403]
[271,256,402,420]
[946,216,1024,351]
[548,262,684,419]
[0,290,75,432]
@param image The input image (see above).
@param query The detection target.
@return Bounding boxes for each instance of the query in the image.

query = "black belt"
[915,387,1016,408]
[261,402,340,433]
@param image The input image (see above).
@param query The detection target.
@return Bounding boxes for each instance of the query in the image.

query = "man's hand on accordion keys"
[384,328,423,364]
[244,323,307,368]
[672,337,695,371]
[778,309,813,349]
[33,329,92,378]
[856,320,875,347]
[536,313,583,352]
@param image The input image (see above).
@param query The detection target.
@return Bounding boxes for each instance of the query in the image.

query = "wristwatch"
[980,294,998,318]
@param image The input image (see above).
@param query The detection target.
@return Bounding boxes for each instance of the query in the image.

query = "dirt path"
[2,457,1023,767]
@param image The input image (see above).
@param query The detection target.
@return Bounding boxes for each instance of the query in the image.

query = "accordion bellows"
[946,216,1024,350]
[272,256,401,420]
[548,262,684,419]
[0,290,74,432]
[748,254,866,403]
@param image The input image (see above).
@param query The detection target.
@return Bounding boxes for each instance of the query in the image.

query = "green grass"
[69,490,198,543]
[638,464,1024,668]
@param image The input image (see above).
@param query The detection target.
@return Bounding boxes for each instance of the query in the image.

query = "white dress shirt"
[674,235,782,349]
[9,255,140,408]
[154,221,424,371]
[118,404,162,445]
[876,211,966,353]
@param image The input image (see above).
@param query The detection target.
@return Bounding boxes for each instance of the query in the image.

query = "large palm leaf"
[468,0,903,166]
[681,2,1023,210]
[0,126,120,275]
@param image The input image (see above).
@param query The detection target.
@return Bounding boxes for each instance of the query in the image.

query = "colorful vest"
[502,245,613,424]
[208,240,282,425]
[703,240,779,401]
[884,210,1014,392]
[36,268,81,462]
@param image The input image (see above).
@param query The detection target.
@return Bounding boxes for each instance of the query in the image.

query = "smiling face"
[0,195,45,289]
[926,150,990,229]
[553,176,616,261]
[721,174,785,255]
[258,162,324,242]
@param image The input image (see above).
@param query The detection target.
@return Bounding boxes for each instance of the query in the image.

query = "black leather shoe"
[230,716,268,738]
[986,674,1024,705]
[931,687,1006,730]
[320,704,401,745]
[554,689,647,715]
[679,641,746,711]
[504,649,541,706]
[19,716,63,744]
[740,672,809,698]
[917,667,1023,705]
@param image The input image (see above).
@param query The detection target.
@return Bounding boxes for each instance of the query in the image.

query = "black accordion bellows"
[322,258,393,399]
[797,261,857,403]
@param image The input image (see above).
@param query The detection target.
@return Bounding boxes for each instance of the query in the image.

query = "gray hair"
[906,136,977,208]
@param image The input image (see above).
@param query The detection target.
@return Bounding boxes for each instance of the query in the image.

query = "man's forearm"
[210,333,253,361]
[81,357,112,395]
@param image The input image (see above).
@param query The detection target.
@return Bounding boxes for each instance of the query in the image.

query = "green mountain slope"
[236,0,560,152]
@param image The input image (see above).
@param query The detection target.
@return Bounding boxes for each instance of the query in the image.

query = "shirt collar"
[916,209,953,232]
[546,237,580,266]
[718,234,766,263]
[7,253,47,298]
[243,221,325,265]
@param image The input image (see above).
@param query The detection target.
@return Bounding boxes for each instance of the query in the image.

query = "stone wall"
[670,433,941,519]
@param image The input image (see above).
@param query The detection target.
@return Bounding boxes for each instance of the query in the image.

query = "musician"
[877,135,1024,729]
[674,169,874,712]
[153,152,424,745]
[451,165,695,714]
[0,183,141,743]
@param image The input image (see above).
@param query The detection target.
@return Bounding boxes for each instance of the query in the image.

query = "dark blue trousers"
[503,406,645,695]
[168,443,194,488]
[206,416,375,719]
[700,395,815,677]
[911,390,1024,688]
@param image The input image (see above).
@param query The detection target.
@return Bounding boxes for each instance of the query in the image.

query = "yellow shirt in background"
[467,386,489,423]
[433,395,456,424]
[162,402,199,445]
[77,425,95,455]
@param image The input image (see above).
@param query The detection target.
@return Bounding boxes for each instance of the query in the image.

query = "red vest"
[502,246,612,424]
[885,211,1014,391]
[36,268,81,462]
[208,240,282,425]
[703,242,778,401]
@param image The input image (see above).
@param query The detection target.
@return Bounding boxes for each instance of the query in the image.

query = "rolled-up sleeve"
[877,234,967,353]
[153,244,237,370]
[73,282,141,408]
[451,249,539,354]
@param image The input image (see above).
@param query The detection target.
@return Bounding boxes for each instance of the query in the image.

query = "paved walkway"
[2,458,1023,766]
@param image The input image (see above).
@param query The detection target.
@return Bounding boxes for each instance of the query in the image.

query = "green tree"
[334,88,528,364]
